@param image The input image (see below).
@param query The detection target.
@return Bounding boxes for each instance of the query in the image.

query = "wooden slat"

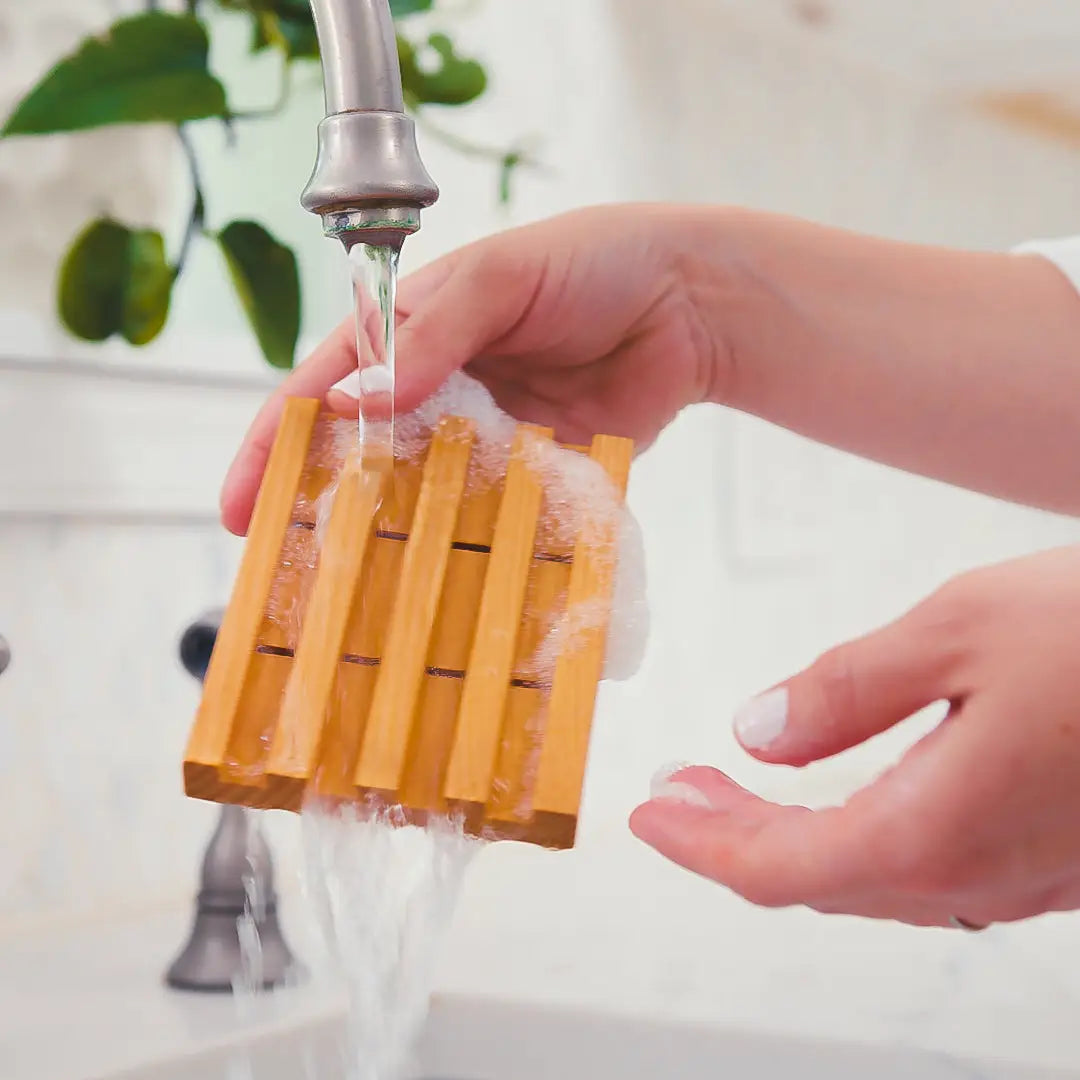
[183,397,319,798]
[219,650,292,785]
[454,474,504,548]
[312,662,380,801]
[374,454,424,535]
[426,547,489,671]
[399,675,464,816]
[530,443,591,561]
[354,417,475,796]
[293,413,344,524]
[444,426,551,808]
[261,524,317,651]
[527,435,633,838]
[340,535,407,659]
[263,464,385,804]
[511,550,572,685]
[313,520,409,800]
[484,554,570,830]
[392,547,489,819]
[484,685,546,826]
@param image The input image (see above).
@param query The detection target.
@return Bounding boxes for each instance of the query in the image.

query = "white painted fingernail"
[649,762,712,809]
[358,365,394,394]
[331,371,361,399]
[733,687,789,749]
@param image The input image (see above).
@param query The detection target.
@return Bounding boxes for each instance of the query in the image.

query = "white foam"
[396,372,650,683]
[605,512,650,681]
[395,371,518,483]
[359,365,394,395]
[649,762,712,809]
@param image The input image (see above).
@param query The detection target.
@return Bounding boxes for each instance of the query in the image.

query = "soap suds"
[649,762,713,809]
[396,372,650,681]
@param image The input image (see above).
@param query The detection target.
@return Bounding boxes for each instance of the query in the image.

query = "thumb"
[394,241,548,412]
[734,599,961,766]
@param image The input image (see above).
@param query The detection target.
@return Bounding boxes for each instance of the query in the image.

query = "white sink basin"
[113,995,1075,1080]
[8,890,1080,1080]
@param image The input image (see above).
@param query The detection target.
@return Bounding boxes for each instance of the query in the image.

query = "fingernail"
[358,365,394,394]
[331,371,360,399]
[648,762,713,809]
[733,687,788,749]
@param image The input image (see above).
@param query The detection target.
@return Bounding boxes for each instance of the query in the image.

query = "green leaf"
[398,32,487,107]
[218,221,300,370]
[58,219,174,346]
[390,0,434,15]
[2,13,227,136]
[248,6,319,58]
[275,12,320,59]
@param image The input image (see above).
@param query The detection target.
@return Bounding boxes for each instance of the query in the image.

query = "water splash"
[300,804,481,1080]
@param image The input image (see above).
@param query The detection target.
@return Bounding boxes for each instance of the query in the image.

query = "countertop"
[5,825,1080,1079]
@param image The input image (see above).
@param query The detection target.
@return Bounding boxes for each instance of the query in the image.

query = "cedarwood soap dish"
[181,396,634,849]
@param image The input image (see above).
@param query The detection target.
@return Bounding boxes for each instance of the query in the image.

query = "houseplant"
[1,0,525,370]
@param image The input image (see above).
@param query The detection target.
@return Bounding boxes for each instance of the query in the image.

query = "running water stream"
[348,242,400,468]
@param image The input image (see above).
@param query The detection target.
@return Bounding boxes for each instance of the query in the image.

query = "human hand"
[631,545,1080,928]
[221,204,721,536]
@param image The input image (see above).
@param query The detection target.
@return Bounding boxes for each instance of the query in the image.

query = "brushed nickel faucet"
[166,612,299,993]
[301,0,439,250]
[167,1,432,992]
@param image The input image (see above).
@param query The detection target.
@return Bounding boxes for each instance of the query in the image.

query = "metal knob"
[0,634,8,676]
[166,611,301,993]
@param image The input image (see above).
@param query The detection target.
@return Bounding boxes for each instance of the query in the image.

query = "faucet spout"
[310,0,404,114]
[301,0,438,248]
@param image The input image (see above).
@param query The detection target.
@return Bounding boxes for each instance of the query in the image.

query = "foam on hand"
[395,372,650,683]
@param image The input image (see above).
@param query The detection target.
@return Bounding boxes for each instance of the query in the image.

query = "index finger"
[219,253,460,536]
[630,766,883,907]
[220,316,356,536]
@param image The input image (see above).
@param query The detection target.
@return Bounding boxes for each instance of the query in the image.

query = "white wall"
[3,0,1080,940]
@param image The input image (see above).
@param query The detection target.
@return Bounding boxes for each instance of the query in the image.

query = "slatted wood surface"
[182,397,633,848]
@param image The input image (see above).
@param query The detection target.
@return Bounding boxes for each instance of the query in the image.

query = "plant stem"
[229,59,294,122]
[410,105,534,167]
[175,125,207,277]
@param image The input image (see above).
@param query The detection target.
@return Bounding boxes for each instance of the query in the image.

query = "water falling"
[299,806,480,1080]
[348,242,400,467]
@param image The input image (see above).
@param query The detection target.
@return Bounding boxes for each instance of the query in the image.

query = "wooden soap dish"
[181,397,633,849]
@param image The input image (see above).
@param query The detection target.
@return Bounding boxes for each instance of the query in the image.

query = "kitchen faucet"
[301,0,439,251]
[166,0,432,992]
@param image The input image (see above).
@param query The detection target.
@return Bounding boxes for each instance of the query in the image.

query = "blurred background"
[4,0,1080,1072]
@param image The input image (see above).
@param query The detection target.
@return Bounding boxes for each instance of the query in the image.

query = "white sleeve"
[1013,236,1080,293]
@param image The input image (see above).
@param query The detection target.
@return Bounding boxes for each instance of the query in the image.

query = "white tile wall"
[3,0,1080,939]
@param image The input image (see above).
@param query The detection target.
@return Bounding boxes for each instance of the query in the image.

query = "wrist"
[663,205,777,409]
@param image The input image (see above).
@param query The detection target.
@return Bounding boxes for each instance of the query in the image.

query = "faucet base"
[165,903,301,994]
[166,800,302,994]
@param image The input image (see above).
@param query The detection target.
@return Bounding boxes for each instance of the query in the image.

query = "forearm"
[684,208,1080,515]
